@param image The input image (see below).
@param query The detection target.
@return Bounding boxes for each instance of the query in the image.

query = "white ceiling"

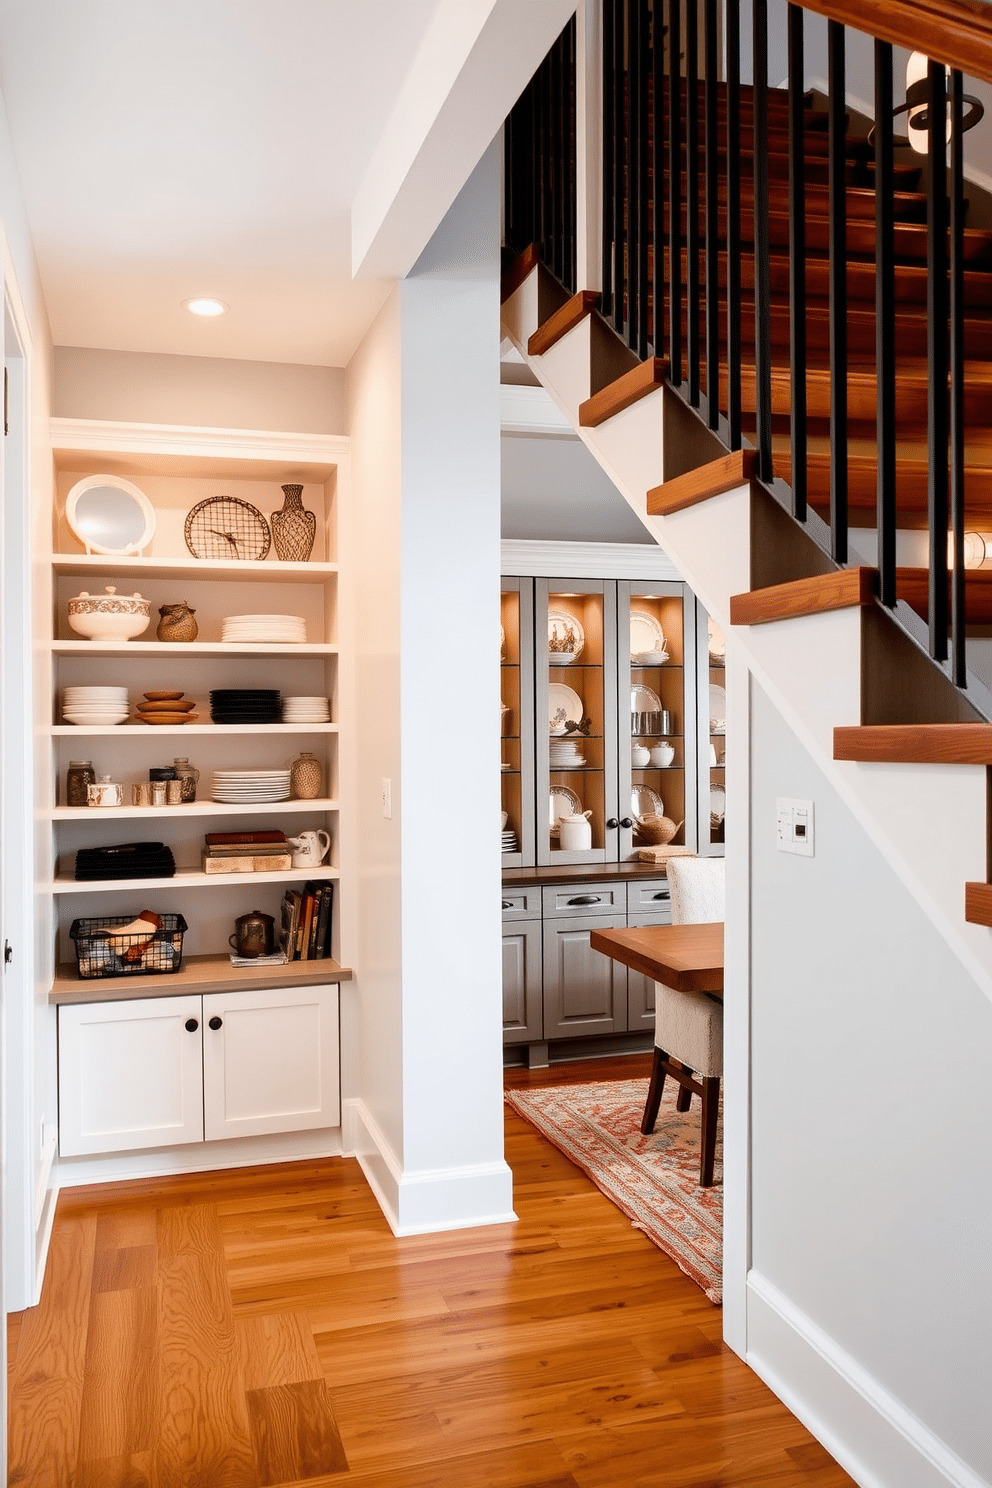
[0,0,574,366]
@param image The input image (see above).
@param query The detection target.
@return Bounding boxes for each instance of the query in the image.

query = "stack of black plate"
[75,842,176,881]
[209,689,282,724]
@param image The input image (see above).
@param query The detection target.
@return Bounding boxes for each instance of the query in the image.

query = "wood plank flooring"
[8,1055,856,1487]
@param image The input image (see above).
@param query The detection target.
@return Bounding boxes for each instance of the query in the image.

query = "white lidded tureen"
[67,586,151,641]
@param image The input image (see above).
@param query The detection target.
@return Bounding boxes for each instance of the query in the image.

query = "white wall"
[344,141,513,1233]
[53,347,347,435]
[748,680,992,1488]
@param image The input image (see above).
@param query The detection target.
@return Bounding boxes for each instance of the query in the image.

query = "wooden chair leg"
[699,1075,720,1187]
[640,1047,668,1134]
[675,1062,694,1113]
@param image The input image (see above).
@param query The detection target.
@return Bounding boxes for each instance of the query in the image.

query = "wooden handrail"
[797,0,992,85]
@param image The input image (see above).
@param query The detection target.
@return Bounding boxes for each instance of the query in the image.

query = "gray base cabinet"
[502,876,672,1058]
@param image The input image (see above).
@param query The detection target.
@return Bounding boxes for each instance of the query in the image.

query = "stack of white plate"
[62,685,130,726]
[501,829,519,853]
[549,739,586,768]
[221,614,307,643]
[282,695,330,722]
[210,768,292,803]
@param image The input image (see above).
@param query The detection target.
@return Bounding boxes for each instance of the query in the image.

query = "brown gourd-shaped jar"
[290,751,322,799]
[271,484,316,562]
[157,602,198,642]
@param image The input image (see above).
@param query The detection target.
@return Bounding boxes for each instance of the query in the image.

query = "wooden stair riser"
[652,203,992,261]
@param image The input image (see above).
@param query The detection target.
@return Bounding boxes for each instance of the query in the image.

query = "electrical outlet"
[777,797,814,856]
[381,778,392,819]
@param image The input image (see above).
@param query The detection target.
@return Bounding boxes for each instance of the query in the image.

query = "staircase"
[501,10,992,990]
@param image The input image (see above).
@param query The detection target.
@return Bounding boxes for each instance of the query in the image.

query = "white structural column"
[345,143,514,1233]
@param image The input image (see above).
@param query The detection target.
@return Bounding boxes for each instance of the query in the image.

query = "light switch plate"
[777,797,814,856]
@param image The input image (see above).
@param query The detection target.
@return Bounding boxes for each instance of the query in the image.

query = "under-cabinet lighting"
[182,297,229,317]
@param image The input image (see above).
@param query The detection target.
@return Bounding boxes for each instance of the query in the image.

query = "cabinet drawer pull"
[567,894,602,906]
[502,900,514,910]
[208,1016,223,1031]
[184,1018,199,1033]
[651,891,670,900]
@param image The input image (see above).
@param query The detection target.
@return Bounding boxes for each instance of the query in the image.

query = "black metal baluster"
[686,0,700,403]
[653,0,666,355]
[828,20,848,564]
[928,57,950,660]
[550,29,562,282]
[668,0,683,384]
[950,68,966,684]
[637,1,651,357]
[753,0,773,481]
[562,20,576,293]
[628,2,639,346]
[704,0,719,428]
[788,6,807,520]
[613,0,626,334]
[726,0,742,449]
[875,41,897,608]
[603,0,616,318]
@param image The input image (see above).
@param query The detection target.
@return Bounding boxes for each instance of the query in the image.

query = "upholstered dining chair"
[640,856,725,1187]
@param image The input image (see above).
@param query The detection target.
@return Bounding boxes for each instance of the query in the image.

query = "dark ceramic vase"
[271,484,316,562]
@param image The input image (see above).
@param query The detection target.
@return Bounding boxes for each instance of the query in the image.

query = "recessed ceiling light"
[182,297,228,317]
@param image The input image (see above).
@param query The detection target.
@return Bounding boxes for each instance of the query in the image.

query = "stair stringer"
[501,271,992,1007]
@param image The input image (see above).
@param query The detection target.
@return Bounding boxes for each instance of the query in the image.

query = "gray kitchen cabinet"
[542,909,628,1039]
[625,877,673,1031]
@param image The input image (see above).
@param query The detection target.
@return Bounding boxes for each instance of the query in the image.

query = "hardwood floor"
[8,1055,855,1487]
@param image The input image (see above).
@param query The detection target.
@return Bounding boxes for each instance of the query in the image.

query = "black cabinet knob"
[620,817,633,829]
[502,900,513,909]
[208,1016,223,1031]
[606,817,619,830]
[184,1018,199,1033]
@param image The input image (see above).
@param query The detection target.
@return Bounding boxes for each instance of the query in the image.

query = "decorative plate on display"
[548,609,585,661]
[709,683,727,733]
[710,783,727,825]
[630,610,666,662]
[632,783,665,819]
[708,615,726,662]
[549,682,584,733]
[500,621,505,658]
[631,682,663,714]
[549,784,581,836]
[184,495,272,561]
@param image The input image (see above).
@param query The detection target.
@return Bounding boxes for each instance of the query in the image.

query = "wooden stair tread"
[895,568,992,624]
[500,243,541,302]
[578,357,668,427]
[528,290,600,357]
[730,568,877,625]
[964,882,992,926]
[834,724,992,764]
[647,450,758,515]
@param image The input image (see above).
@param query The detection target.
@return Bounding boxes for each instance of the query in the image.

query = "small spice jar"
[66,760,95,808]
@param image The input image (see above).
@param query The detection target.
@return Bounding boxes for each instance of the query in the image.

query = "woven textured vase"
[291,752,322,800]
[156,602,197,642]
[271,484,316,562]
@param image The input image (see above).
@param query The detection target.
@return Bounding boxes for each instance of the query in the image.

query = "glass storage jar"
[66,760,95,808]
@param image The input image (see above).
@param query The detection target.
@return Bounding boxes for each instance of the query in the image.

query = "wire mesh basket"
[69,913,188,980]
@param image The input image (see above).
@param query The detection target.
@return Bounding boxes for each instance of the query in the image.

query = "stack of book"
[279,882,334,961]
[202,830,291,874]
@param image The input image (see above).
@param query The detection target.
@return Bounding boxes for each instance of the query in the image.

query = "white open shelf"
[53,723,339,736]
[53,640,337,658]
[54,865,340,894]
[51,553,339,582]
[52,796,339,821]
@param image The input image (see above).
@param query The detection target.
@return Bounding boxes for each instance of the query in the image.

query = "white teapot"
[558,810,593,851]
[287,829,331,867]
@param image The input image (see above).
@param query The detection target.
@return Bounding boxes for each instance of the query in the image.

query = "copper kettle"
[229,909,274,959]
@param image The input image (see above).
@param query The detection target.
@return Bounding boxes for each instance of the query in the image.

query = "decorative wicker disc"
[185,496,271,561]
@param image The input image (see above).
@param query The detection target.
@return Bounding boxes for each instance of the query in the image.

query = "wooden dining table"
[589,921,724,998]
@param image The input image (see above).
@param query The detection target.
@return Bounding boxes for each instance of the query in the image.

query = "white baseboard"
[747,1272,990,1488]
[54,1125,343,1188]
[343,1098,517,1236]
[32,1183,59,1308]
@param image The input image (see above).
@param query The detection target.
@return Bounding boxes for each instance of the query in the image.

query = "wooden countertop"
[502,861,677,887]
[51,953,352,1005]
[590,923,724,995]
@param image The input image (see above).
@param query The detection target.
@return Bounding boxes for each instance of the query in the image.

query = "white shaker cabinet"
[58,983,340,1156]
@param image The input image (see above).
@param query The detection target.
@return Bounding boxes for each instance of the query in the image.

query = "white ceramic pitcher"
[558,810,593,851]
[287,829,331,867]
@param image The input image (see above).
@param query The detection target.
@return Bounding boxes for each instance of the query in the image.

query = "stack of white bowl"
[62,685,129,726]
[282,695,330,723]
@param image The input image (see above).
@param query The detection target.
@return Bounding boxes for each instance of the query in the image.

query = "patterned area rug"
[505,1076,723,1303]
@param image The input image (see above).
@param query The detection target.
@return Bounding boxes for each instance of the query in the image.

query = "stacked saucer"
[501,828,519,853]
[221,614,307,643]
[282,695,330,723]
[62,685,129,726]
[209,689,282,724]
[549,738,586,768]
[210,769,292,803]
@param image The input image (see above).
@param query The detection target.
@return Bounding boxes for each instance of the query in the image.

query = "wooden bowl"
[143,690,184,701]
[138,698,195,712]
[136,712,199,725]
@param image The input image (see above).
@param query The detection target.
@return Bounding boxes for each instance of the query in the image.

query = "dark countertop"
[502,861,670,887]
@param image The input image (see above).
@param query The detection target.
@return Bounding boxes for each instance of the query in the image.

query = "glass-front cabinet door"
[500,580,535,868]
[698,601,726,855]
[619,580,698,861]
[536,579,617,865]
